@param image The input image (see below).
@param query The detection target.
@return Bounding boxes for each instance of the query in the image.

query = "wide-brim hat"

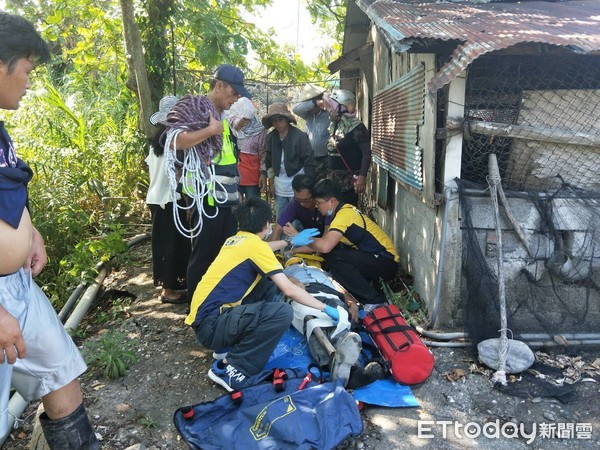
[297,83,327,103]
[261,102,297,128]
[149,95,179,125]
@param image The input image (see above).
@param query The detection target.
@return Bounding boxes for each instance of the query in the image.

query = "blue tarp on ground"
[266,327,419,408]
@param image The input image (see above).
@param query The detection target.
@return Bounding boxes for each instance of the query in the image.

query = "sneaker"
[330,332,362,387]
[208,361,249,392]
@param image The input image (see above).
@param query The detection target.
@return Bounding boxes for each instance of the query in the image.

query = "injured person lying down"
[282,258,386,389]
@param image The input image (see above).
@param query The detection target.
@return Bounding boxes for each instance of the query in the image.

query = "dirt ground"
[3,239,599,449]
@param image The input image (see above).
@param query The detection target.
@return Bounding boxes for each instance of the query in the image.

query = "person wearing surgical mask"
[308,179,399,311]
[185,197,336,392]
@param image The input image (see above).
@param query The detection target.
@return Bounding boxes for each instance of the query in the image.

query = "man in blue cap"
[213,64,252,99]
[163,64,252,301]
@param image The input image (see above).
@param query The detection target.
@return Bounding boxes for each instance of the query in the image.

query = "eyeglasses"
[294,195,312,205]
[314,199,330,208]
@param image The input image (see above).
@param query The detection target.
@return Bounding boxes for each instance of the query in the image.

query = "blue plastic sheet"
[353,379,420,408]
[266,326,419,408]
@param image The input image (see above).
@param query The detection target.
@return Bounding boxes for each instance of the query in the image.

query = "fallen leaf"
[444,368,466,382]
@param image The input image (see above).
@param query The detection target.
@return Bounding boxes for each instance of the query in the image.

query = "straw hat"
[297,83,327,102]
[149,95,179,125]
[261,102,297,128]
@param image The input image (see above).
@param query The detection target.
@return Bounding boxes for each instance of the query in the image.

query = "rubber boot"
[39,403,99,450]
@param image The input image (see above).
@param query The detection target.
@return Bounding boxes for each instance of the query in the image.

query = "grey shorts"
[0,269,87,439]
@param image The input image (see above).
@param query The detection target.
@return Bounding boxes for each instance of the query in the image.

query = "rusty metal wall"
[372,63,425,189]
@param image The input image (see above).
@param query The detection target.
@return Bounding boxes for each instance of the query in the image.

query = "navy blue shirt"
[277,200,331,235]
[0,122,33,228]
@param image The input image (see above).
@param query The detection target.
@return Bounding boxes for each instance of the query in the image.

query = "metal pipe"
[63,266,109,331]
[524,340,600,348]
[56,235,148,323]
[415,325,466,340]
[519,333,600,341]
[57,261,104,322]
[427,186,452,328]
[57,282,88,322]
[422,340,468,347]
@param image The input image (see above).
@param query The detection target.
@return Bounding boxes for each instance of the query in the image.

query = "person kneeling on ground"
[184,197,337,392]
[283,260,386,388]
[308,179,400,310]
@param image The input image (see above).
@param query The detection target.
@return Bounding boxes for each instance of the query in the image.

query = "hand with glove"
[323,305,339,323]
[291,228,320,247]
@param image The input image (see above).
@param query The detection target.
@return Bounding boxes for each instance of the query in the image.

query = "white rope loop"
[164,128,220,239]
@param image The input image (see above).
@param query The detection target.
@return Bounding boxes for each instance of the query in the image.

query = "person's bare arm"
[328,277,359,323]
[344,293,360,323]
[269,223,284,242]
[266,239,289,252]
[309,229,343,254]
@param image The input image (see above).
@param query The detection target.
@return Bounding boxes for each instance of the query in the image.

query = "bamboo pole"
[446,118,600,147]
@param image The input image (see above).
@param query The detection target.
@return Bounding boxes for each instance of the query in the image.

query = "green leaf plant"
[83,330,138,379]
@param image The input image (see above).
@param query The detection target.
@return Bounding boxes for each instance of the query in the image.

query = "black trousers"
[149,202,191,290]
[186,201,237,296]
[324,245,399,304]
[195,301,293,376]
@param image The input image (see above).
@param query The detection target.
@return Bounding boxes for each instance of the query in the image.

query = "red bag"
[363,304,434,385]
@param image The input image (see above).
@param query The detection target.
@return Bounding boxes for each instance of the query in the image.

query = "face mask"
[326,208,334,217]
[263,223,273,240]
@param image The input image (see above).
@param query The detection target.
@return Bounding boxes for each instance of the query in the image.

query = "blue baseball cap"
[214,64,252,98]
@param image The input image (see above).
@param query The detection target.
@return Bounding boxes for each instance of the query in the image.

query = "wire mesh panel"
[461,54,600,192]
[458,53,600,354]
[459,181,600,345]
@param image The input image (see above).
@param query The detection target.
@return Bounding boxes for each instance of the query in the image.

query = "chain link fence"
[461,54,600,193]
[458,53,600,352]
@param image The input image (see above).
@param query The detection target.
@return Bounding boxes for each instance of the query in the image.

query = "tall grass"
[6,74,146,307]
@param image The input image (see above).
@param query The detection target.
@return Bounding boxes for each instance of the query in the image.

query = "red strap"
[365,305,414,351]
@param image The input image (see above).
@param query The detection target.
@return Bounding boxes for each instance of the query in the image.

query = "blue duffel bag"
[173,377,362,450]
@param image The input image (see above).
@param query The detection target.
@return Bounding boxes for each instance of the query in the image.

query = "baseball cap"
[214,64,252,98]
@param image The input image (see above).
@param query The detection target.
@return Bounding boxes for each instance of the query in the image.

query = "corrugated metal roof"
[354,0,600,92]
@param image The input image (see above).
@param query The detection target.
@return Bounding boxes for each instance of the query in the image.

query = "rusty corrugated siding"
[355,0,600,92]
[372,64,425,189]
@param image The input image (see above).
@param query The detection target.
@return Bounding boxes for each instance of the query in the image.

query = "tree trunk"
[120,0,154,138]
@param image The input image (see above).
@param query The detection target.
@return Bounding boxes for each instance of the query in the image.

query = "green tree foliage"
[306,0,346,36]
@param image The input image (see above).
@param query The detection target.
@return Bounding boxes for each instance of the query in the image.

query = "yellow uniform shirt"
[329,204,399,263]
[185,231,283,327]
